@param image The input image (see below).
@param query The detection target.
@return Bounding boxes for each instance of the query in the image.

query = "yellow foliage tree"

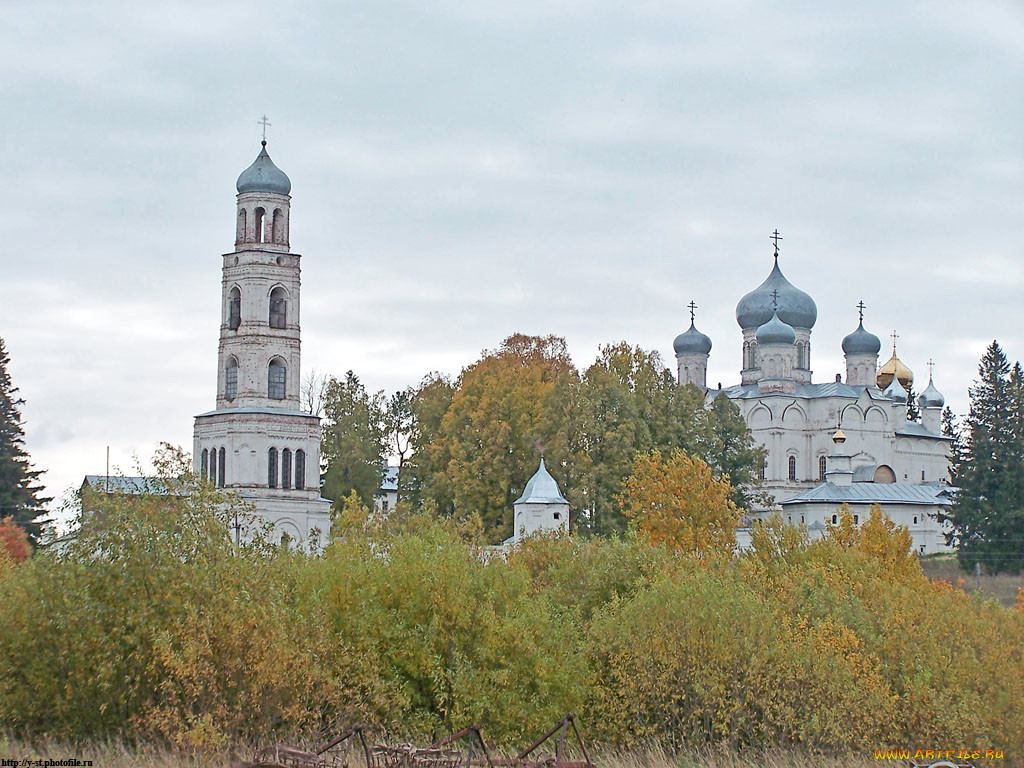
[619,449,741,557]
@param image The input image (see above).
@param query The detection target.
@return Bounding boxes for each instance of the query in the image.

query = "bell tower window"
[281,449,292,490]
[268,358,287,400]
[237,209,247,244]
[228,287,241,330]
[218,447,226,487]
[268,448,278,488]
[295,449,305,490]
[225,357,238,401]
[269,287,287,329]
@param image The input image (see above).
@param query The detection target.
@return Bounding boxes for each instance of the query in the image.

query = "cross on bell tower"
[258,114,271,143]
[770,229,783,260]
[688,300,697,324]
[857,300,866,322]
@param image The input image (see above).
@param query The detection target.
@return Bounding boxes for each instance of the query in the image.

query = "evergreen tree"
[0,338,49,545]
[905,381,921,421]
[941,406,962,485]
[945,341,1024,574]
[320,371,386,509]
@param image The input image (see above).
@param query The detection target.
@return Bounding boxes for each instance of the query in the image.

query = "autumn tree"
[321,371,385,509]
[619,449,741,557]
[0,516,31,563]
[0,338,50,544]
[437,335,581,540]
[574,344,765,534]
[402,373,456,515]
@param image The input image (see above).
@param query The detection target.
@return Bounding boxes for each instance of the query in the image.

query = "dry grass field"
[0,738,891,768]
[920,554,1024,608]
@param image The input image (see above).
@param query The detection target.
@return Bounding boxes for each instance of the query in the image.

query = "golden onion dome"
[876,350,913,390]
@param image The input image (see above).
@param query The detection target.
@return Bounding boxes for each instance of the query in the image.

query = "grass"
[920,554,1024,608]
[0,737,897,768]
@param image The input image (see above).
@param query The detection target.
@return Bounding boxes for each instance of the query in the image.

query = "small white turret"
[511,458,570,543]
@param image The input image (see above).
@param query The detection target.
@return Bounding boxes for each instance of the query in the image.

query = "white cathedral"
[191,140,332,546]
[672,242,954,552]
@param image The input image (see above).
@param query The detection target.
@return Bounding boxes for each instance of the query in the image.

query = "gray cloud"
[3,0,1022,516]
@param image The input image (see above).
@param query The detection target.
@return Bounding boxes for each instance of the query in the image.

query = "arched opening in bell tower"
[253,207,265,243]
[269,287,287,329]
[268,358,287,400]
[228,287,241,331]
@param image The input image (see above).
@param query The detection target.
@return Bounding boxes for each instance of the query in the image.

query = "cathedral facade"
[674,242,953,551]
[192,141,332,547]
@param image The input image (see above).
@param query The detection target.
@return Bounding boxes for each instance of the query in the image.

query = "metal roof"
[380,465,399,492]
[81,476,176,495]
[514,459,569,505]
[781,481,953,507]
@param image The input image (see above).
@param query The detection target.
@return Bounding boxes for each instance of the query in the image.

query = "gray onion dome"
[673,321,712,356]
[918,378,945,409]
[755,310,797,346]
[842,320,882,356]
[884,375,908,404]
[236,141,292,195]
[736,259,817,330]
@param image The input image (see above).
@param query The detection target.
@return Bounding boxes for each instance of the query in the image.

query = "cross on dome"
[857,300,866,321]
[688,300,698,323]
[770,228,783,259]
[258,115,272,143]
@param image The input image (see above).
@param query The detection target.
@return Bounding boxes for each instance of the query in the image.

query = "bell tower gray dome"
[236,141,292,195]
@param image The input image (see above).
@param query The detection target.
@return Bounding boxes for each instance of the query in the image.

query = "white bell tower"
[193,134,332,548]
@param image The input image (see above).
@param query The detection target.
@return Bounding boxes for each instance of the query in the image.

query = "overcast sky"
[3,0,1022,518]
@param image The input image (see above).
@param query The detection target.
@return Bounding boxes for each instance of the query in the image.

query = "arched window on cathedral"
[225,357,238,401]
[295,449,305,490]
[218,447,226,487]
[759,461,766,482]
[819,454,827,481]
[237,209,246,244]
[788,455,797,481]
[228,287,241,331]
[268,448,278,488]
[268,358,286,400]
[797,342,806,369]
[271,208,285,244]
[269,287,287,329]
[210,448,217,487]
[281,449,292,490]
[253,207,265,243]
[200,449,209,480]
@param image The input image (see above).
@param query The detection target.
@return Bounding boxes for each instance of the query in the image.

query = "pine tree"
[0,338,50,545]
[941,406,961,485]
[905,381,921,421]
[946,341,1024,574]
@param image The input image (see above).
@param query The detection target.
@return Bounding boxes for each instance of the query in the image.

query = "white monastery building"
[674,236,953,553]
[192,140,332,547]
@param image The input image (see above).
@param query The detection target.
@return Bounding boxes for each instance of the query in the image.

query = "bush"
[0,478,1022,754]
